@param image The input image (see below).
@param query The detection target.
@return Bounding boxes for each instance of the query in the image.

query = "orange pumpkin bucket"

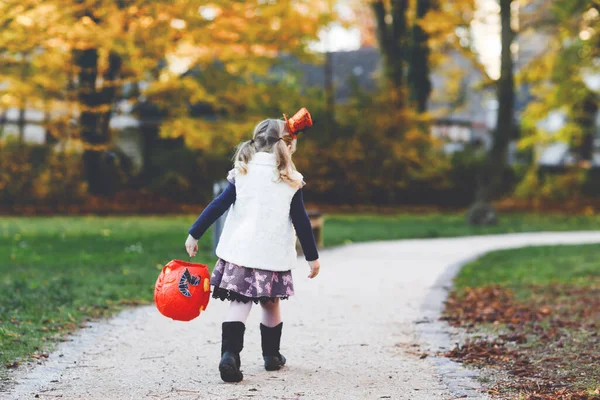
[154,260,211,321]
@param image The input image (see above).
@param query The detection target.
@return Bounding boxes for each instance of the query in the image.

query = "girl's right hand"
[185,234,199,257]
[308,259,320,279]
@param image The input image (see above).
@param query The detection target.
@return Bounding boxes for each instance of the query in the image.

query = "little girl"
[184,118,321,383]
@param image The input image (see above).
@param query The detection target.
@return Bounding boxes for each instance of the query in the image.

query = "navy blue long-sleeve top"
[188,183,319,262]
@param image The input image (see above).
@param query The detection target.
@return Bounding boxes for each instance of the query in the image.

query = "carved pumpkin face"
[154,260,211,321]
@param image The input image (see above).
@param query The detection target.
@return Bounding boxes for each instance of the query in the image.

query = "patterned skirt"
[210,259,295,304]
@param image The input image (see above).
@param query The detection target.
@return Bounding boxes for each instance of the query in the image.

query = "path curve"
[6,231,600,400]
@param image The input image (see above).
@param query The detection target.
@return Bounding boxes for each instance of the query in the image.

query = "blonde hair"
[233,119,301,189]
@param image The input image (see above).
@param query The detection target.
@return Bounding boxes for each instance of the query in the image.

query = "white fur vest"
[216,152,303,272]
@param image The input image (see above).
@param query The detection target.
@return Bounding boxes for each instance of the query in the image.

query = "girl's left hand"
[308,259,320,279]
[185,235,199,257]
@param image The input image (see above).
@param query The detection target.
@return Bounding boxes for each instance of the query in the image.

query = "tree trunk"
[77,49,122,196]
[324,50,335,139]
[99,51,121,138]
[467,0,515,225]
[43,104,52,144]
[408,0,433,113]
[372,0,409,109]
[390,0,408,97]
[17,105,25,142]
[135,99,161,185]
[17,53,29,143]
[76,48,104,195]
[576,93,598,164]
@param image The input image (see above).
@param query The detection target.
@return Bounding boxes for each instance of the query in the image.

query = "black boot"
[219,321,245,383]
[260,322,286,371]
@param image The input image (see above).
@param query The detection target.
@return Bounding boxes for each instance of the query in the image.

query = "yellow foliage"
[0,0,333,133]
[515,167,586,202]
[518,0,599,168]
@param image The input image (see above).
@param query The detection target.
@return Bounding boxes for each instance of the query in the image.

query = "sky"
[310,2,361,53]
[471,0,503,79]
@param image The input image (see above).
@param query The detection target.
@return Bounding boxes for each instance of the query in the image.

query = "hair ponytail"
[233,139,256,175]
[274,138,302,189]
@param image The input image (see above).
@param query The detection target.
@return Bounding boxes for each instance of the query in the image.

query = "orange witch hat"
[283,108,313,139]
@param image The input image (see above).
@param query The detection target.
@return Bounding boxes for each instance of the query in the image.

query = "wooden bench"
[297,210,324,256]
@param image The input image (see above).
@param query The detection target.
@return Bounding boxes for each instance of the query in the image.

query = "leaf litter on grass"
[442,284,600,400]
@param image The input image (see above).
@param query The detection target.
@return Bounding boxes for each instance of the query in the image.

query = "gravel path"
[6,232,600,400]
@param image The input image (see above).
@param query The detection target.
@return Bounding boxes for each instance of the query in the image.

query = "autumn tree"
[369,0,478,113]
[467,0,516,225]
[416,0,489,118]
[0,1,332,195]
[0,2,67,143]
[519,1,599,161]
[513,0,599,202]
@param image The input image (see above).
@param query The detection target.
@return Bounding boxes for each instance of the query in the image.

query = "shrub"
[148,146,230,204]
[515,166,586,202]
[32,151,88,204]
[582,168,600,198]
[0,141,88,206]
[0,141,43,205]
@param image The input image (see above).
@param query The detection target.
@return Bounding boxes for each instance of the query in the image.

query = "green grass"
[0,216,215,369]
[323,213,600,247]
[1,213,600,369]
[454,244,600,291]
